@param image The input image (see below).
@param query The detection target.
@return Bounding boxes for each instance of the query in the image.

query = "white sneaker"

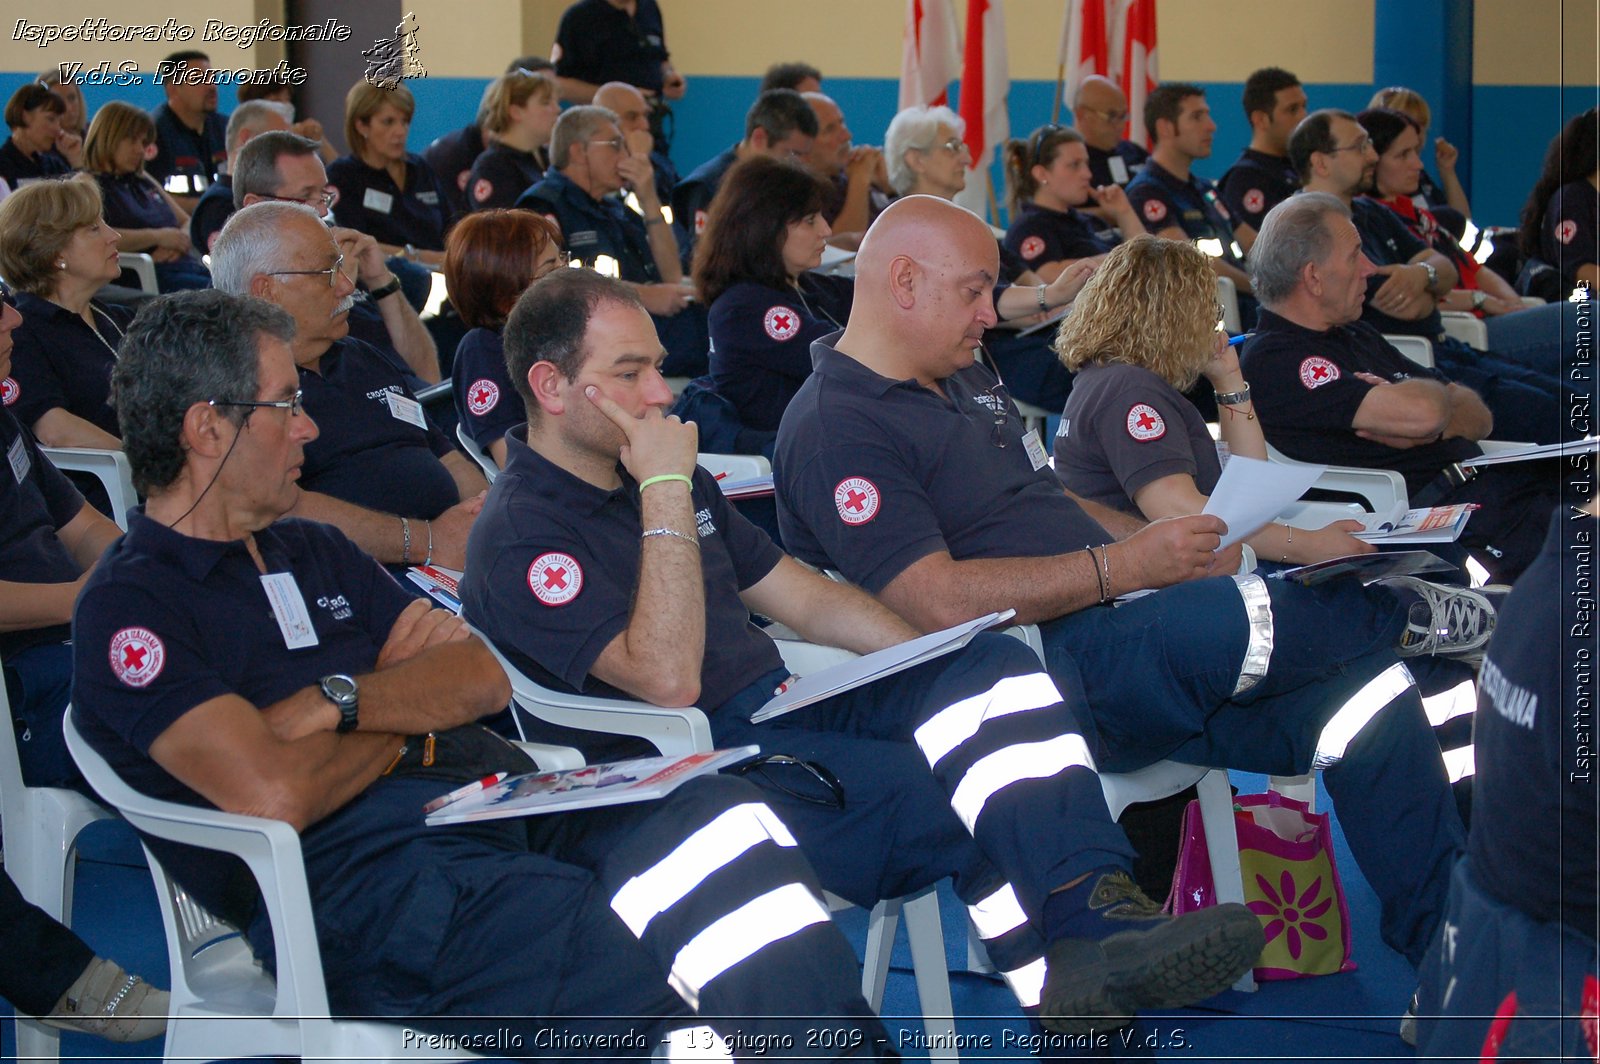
[1379,577,1509,664]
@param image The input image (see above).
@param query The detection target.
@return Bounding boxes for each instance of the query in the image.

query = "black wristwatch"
[319,673,360,733]
[366,274,404,301]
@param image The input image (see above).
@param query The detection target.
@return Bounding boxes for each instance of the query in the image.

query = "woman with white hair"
[884,104,971,198]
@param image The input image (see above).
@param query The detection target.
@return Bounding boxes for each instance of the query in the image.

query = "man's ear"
[1301,259,1324,299]
[526,361,568,416]
[181,400,232,461]
[886,254,919,310]
[248,273,275,300]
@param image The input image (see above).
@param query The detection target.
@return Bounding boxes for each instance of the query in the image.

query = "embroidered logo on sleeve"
[833,477,880,525]
[528,553,583,606]
[694,209,708,235]
[1126,403,1166,441]
[0,377,17,406]
[1298,356,1341,389]
[472,178,494,205]
[1141,198,1167,223]
[1242,188,1265,215]
[1556,219,1578,245]
[1019,235,1046,260]
[763,306,800,341]
[109,628,166,688]
[466,379,500,416]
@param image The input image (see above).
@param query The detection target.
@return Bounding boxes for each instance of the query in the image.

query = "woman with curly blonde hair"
[1052,235,1369,565]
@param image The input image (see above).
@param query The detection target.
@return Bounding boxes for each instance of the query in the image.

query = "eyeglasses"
[733,753,845,810]
[266,254,347,288]
[209,388,305,418]
[1326,135,1372,155]
[0,279,15,311]
[1078,106,1129,124]
[985,382,1011,449]
[926,137,968,155]
[586,136,626,152]
[264,188,337,213]
[1215,302,1228,330]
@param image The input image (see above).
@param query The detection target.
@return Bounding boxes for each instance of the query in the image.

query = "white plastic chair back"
[39,446,138,530]
[455,423,499,483]
[1384,333,1436,369]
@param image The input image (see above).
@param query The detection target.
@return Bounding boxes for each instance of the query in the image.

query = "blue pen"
[1227,332,1252,348]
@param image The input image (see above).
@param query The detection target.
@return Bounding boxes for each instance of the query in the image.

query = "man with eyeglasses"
[463,266,1267,1037]
[1070,76,1148,193]
[70,288,894,1056]
[594,81,679,206]
[774,194,1482,980]
[802,92,892,238]
[1292,109,1574,448]
[210,202,487,574]
[1218,67,1308,233]
[518,105,708,378]
[670,89,820,265]
[188,101,290,255]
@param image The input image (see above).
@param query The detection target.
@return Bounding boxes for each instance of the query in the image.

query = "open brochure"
[1352,504,1477,544]
[717,473,776,500]
[424,746,761,825]
[407,564,464,613]
[1460,436,1599,468]
[1269,549,1456,587]
[749,610,1015,724]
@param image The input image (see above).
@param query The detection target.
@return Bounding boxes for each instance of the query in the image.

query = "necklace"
[86,303,125,359]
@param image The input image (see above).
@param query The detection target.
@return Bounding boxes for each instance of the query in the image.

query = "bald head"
[594,81,650,135]
[1073,76,1129,151]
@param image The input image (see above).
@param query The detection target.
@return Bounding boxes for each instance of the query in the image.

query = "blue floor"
[4,772,1422,1062]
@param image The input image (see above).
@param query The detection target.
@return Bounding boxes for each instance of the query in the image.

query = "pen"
[1227,332,1252,348]
[422,771,509,814]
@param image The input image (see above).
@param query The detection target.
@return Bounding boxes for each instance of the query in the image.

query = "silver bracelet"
[641,527,700,549]
[1214,384,1251,406]
[400,516,412,564]
[423,520,434,568]
[1036,284,1049,312]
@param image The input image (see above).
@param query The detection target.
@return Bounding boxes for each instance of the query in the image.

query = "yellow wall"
[0,1,284,70]
[1474,0,1599,85]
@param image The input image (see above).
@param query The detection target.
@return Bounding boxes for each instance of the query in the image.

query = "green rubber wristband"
[639,473,694,494]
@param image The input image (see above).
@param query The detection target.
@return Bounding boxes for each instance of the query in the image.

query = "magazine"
[407,564,464,612]
[1268,550,1456,587]
[1352,504,1477,544]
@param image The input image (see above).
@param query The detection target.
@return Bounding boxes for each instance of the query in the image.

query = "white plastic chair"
[472,632,962,1058]
[0,661,116,1062]
[1440,311,1489,350]
[39,446,138,530]
[1264,442,1409,515]
[63,709,489,1064]
[1384,333,1436,369]
[455,423,499,483]
[116,253,159,295]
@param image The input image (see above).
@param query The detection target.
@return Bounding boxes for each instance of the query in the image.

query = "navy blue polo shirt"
[0,137,71,189]
[327,153,448,251]
[708,273,853,433]
[1542,180,1598,292]
[72,512,412,918]
[1125,160,1246,270]
[670,145,737,262]
[96,171,181,231]
[6,293,132,438]
[1240,308,1477,494]
[460,425,784,717]
[466,143,546,212]
[1053,362,1220,515]
[553,0,670,95]
[774,335,1112,593]
[147,103,226,195]
[1467,508,1597,934]
[517,168,660,282]
[299,337,459,520]
[1085,140,1148,189]
[451,326,524,451]
[0,406,87,658]
[1003,201,1115,269]
[1349,196,1444,339]
[422,123,485,220]
[820,170,893,230]
[1218,149,1298,233]
[188,175,234,253]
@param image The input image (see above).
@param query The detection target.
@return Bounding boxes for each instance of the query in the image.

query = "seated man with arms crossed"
[71,288,893,1058]
[461,268,1265,1036]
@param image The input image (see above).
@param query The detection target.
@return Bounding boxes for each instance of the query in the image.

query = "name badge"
[1108,156,1129,185]
[1215,440,1231,468]
[385,391,427,428]
[417,190,439,206]
[363,188,394,214]
[259,572,320,650]
[8,434,30,483]
[1021,428,1049,471]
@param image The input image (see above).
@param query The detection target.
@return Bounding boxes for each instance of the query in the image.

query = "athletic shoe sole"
[1039,902,1264,1035]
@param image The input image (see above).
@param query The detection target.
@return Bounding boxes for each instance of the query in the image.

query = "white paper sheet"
[1201,455,1326,549]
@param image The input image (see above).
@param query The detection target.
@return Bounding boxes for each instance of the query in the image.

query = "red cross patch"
[108,627,165,688]
[1298,356,1341,389]
[472,178,494,205]
[528,552,583,606]
[0,377,17,406]
[833,477,880,525]
[466,379,500,416]
[1142,198,1167,223]
[1019,235,1046,261]
[1556,219,1579,245]
[1126,403,1166,441]
[1242,188,1265,215]
[694,209,708,235]
[763,305,800,341]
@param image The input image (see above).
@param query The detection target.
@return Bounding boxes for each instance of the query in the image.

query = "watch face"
[323,674,358,702]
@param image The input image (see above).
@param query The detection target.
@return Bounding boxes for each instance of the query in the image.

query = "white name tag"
[8,434,30,483]
[1108,156,1130,185]
[1022,428,1049,471]
[260,572,320,650]
[385,391,427,428]
[1215,440,1231,468]
[363,188,394,214]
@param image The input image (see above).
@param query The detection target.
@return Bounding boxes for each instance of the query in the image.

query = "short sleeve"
[1085,378,1203,501]
[452,330,523,449]
[1125,179,1181,231]
[1243,339,1370,438]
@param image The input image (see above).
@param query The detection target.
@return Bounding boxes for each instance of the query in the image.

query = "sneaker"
[1381,576,1510,664]
[1399,989,1419,1046]
[41,957,169,1043]
[1039,871,1263,1035]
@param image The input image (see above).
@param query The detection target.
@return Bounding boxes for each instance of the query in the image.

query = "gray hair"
[224,100,287,156]
[210,201,326,295]
[232,130,321,207]
[111,290,296,494]
[550,105,619,171]
[884,104,964,195]
[1249,192,1352,307]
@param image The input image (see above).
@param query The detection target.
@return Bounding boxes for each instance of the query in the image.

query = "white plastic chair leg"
[1196,769,1255,992]
[902,888,957,1060]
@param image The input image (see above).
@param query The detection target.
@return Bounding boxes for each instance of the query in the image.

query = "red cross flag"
[955,0,1009,222]
[1111,0,1159,147]
[899,0,960,109]
[1058,0,1110,123]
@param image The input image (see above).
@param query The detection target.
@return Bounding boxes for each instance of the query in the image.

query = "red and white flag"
[900,0,960,110]
[1058,0,1110,121]
[1114,0,1158,146]
[955,0,1009,219]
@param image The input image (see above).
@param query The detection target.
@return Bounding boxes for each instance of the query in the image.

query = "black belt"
[1410,461,1480,507]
